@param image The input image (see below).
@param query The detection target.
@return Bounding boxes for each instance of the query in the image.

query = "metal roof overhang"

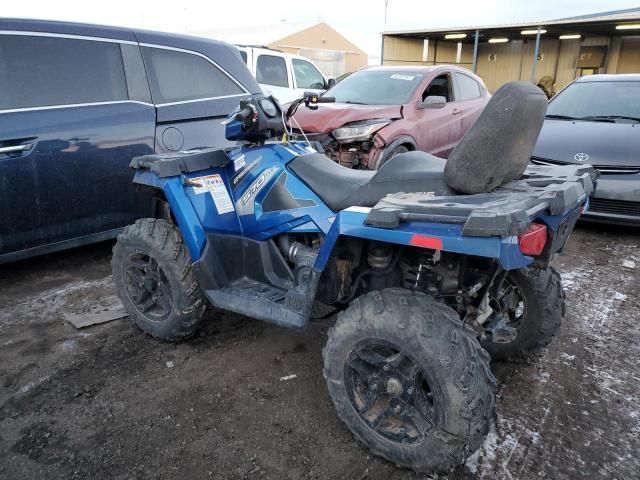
[382,15,640,42]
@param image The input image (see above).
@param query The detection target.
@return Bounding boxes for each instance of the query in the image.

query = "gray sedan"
[532,74,640,226]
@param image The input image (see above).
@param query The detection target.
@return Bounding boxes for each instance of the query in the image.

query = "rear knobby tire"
[323,288,495,473]
[481,267,565,361]
[112,218,207,341]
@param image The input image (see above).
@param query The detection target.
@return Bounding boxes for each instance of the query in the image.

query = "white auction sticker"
[193,174,234,214]
[390,74,415,81]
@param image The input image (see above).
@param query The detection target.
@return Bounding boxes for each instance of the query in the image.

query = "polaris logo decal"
[232,158,259,188]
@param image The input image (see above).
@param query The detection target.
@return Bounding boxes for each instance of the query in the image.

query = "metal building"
[381,8,640,93]
[193,22,369,78]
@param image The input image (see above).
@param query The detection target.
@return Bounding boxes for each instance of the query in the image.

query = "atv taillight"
[409,234,443,250]
[518,223,547,256]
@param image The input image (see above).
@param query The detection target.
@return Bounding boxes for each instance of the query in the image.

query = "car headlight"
[332,119,390,143]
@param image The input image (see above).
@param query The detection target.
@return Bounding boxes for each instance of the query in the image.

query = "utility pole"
[472,30,480,73]
[531,26,542,83]
[384,0,390,25]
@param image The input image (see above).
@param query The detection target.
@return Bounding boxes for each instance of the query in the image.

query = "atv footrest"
[205,278,308,329]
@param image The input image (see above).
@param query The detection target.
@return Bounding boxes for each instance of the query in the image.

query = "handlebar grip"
[235,106,253,121]
[318,96,335,103]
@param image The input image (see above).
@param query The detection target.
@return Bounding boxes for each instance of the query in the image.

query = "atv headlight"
[332,119,390,143]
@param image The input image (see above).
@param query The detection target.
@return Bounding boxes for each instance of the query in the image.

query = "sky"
[3,0,640,55]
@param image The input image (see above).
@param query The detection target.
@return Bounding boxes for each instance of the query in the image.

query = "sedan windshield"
[325,70,424,105]
[547,81,640,121]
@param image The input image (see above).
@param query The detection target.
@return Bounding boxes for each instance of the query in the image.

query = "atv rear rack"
[365,164,598,237]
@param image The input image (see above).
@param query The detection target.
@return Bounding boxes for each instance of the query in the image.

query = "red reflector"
[409,234,443,250]
[518,223,547,256]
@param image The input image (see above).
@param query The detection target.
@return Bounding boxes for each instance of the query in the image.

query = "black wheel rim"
[493,276,526,329]
[123,251,173,321]
[344,340,436,444]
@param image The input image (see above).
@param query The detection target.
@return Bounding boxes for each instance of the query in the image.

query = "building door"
[578,67,599,76]
[576,45,606,79]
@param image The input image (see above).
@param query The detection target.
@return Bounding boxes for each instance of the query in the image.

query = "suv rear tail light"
[518,223,547,256]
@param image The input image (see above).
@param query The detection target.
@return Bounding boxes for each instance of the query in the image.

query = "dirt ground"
[1,224,638,480]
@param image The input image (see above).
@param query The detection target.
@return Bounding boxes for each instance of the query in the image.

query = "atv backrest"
[444,81,548,194]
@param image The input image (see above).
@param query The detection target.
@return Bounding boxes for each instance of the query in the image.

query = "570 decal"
[236,167,278,215]
[242,171,267,205]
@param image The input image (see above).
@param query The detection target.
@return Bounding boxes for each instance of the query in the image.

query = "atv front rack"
[365,164,598,237]
[131,148,230,177]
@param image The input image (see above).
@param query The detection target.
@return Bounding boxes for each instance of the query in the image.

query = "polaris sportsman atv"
[112,81,597,473]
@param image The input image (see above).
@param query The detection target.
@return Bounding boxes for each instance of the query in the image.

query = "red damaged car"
[291,65,490,169]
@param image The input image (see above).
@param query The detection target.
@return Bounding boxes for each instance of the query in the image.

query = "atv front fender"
[133,170,207,260]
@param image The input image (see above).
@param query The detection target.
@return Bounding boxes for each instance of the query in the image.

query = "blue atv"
[112,82,596,473]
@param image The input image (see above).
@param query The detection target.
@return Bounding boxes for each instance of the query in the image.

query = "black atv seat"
[289,81,548,211]
[288,151,454,212]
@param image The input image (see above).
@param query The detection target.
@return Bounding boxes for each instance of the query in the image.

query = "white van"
[236,46,335,104]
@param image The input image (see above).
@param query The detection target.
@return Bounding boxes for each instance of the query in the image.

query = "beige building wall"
[431,40,473,65]
[383,32,640,92]
[434,41,458,63]
[268,22,368,74]
[616,37,640,73]
[519,38,560,83]
[381,36,425,65]
[555,38,581,89]
[607,37,623,73]
[381,37,474,67]
[476,40,524,92]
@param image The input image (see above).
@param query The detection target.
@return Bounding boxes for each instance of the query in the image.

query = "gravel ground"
[0,224,638,480]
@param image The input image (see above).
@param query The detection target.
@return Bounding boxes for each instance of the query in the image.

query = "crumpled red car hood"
[290,103,403,133]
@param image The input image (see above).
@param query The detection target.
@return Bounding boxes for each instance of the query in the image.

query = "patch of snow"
[0,276,114,330]
[560,268,592,293]
[622,260,636,269]
[536,370,550,383]
[61,339,77,351]
[465,416,535,478]
[17,375,51,396]
[465,425,499,475]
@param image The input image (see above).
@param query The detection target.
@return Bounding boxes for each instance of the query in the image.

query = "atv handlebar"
[226,92,334,140]
[235,105,254,122]
[285,93,335,121]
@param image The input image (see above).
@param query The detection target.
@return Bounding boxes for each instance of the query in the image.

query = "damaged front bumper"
[290,131,384,168]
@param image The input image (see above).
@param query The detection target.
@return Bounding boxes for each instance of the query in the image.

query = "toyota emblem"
[574,152,589,162]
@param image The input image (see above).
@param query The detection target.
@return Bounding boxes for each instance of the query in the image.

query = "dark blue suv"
[0,19,261,263]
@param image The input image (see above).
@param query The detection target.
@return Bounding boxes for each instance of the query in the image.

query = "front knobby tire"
[112,218,207,341]
[481,267,565,361]
[323,288,495,473]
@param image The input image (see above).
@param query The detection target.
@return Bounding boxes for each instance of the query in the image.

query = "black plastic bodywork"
[365,164,598,236]
[130,148,231,177]
[262,173,317,212]
[192,233,318,329]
